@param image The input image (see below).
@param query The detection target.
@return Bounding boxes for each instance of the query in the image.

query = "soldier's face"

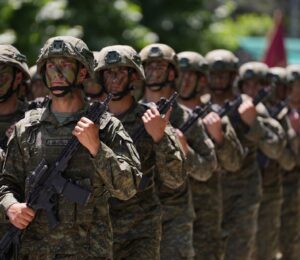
[209,71,233,94]
[103,66,129,94]
[241,78,261,98]
[178,70,198,98]
[45,57,78,88]
[0,64,14,95]
[144,60,169,86]
[288,80,300,109]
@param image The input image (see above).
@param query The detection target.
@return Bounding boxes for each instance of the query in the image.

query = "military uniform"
[0,36,142,259]
[205,50,286,260]
[177,51,244,260]
[93,45,186,260]
[238,63,284,260]
[279,65,300,260]
[0,45,30,237]
[140,44,212,260]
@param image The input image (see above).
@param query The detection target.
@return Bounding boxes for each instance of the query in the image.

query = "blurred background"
[0,0,299,66]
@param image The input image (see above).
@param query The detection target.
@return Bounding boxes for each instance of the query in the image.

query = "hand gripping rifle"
[0,93,113,260]
[179,102,212,133]
[131,92,178,191]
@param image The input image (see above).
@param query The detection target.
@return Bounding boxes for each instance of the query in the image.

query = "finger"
[143,112,151,121]
[24,207,35,218]
[78,121,89,128]
[150,106,160,116]
[175,128,183,137]
[74,126,84,132]
[22,213,34,222]
[147,109,156,118]
[142,116,148,124]
[18,218,30,229]
[163,107,172,122]
[80,117,93,124]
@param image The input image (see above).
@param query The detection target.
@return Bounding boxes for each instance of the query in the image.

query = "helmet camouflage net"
[139,43,179,76]
[0,44,30,80]
[205,49,239,72]
[36,36,94,78]
[177,51,208,73]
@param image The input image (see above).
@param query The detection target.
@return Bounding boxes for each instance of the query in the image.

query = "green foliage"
[0,0,273,64]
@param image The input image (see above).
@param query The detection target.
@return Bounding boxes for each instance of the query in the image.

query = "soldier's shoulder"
[15,108,45,132]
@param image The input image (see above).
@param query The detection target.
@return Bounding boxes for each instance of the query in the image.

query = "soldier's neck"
[144,86,173,103]
[178,95,201,109]
[51,90,85,113]
[0,94,18,116]
[109,95,134,116]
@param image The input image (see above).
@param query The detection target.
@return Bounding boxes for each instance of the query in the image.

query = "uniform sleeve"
[0,127,26,211]
[244,116,286,160]
[154,124,186,189]
[216,116,244,172]
[278,129,297,171]
[185,119,217,181]
[90,116,142,201]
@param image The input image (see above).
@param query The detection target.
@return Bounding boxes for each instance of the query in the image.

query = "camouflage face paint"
[0,64,14,95]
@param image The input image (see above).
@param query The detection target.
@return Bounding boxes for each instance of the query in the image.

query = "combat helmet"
[239,62,269,81]
[0,44,30,102]
[286,64,300,85]
[268,67,287,85]
[177,51,208,100]
[94,45,145,100]
[36,36,94,97]
[205,49,238,72]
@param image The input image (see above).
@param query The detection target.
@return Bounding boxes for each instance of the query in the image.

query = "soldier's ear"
[14,71,23,88]
[79,67,88,82]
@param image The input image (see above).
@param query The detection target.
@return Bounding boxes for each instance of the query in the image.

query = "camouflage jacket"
[0,101,141,257]
[174,102,218,181]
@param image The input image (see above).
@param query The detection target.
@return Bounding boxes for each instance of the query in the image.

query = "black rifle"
[0,94,112,260]
[131,92,178,143]
[179,102,212,133]
[268,100,287,118]
[131,92,178,190]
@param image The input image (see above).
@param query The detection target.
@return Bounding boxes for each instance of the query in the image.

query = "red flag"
[262,10,287,67]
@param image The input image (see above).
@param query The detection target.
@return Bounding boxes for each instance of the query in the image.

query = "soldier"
[279,64,300,260]
[0,36,142,259]
[177,51,244,260]
[238,62,285,260]
[204,50,285,260]
[93,45,186,259]
[139,43,218,259]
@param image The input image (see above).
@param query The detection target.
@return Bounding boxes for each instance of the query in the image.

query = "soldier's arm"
[185,120,217,181]
[154,124,186,189]
[90,116,142,201]
[244,115,286,160]
[216,117,244,172]
[0,126,26,212]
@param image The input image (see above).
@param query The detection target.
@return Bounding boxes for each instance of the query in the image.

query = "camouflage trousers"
[253,166,283,260]
[109,188,161,260]
[190,172,223,260]
[160,181,195,260]
[221,166,262,260]
[279,169,300,260]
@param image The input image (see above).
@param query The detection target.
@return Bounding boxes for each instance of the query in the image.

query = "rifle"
[0,93,113,260]
[268,100,287,118]
[131,92,178,143]
[131,92,178,191]
[179,102,212,133]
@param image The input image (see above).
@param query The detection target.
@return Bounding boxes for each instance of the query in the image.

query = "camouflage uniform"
[239,63,284,260]
[279,65,300,260]
[178,51,244,260]
[0,36,142,259]
[94,45,186,260]
[140,44,217,259]
[0,45,30,236]
[205,50,286,260]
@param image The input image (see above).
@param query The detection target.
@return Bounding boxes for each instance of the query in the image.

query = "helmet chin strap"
[0,68,19,103]
[145,64,176,91]
[42,61,83,97]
